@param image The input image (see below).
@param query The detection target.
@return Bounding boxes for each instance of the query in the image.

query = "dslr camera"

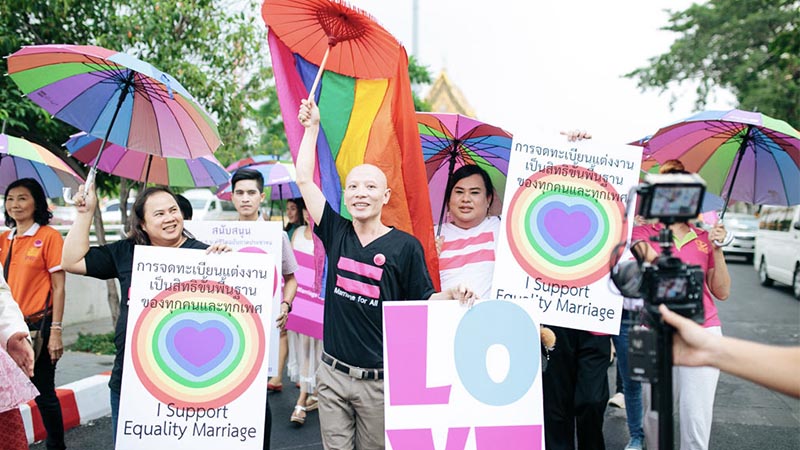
[635,173,706,324]
[615,173,708,383]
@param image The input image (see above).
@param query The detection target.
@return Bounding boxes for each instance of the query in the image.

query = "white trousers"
[643,326,722,450]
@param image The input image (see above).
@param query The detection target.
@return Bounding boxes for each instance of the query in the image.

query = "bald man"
[296,99,474,449]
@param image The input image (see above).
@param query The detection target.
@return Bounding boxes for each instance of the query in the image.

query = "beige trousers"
[317,362,385,450]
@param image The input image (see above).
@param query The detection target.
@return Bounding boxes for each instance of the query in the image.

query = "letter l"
[384,304,451,405]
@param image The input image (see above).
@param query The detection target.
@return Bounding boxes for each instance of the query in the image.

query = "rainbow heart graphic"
[537,202,598,256]
[132,280,265,408]
[508,165,625,286]
[165,319,235,378]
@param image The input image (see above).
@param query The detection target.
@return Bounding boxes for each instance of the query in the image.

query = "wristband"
[281,301,292,313]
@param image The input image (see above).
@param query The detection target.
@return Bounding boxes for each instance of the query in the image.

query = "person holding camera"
[658,304,800,399]
[631,159,731,450]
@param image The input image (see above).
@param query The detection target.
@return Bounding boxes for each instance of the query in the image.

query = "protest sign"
[284,250,323,339]
[185,220,283,374]
[116,246,274,449]
[383,300,544,450]
[491,134,642,333]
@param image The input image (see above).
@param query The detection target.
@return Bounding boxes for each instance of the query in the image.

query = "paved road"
[33,257,800,449]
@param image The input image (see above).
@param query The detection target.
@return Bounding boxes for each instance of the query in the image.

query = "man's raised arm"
[295,99,326,225]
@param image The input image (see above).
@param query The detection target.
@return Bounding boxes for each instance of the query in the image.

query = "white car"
[101,199,133,224]
[720,213,758,262]
[754,205,800,299]
[181,189,239,221]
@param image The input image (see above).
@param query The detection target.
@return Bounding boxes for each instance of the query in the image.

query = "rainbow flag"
[268,30,441,290]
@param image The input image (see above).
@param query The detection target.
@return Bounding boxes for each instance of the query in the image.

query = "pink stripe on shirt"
[337,256,383,281]
[440,249,495,270]
[442,232,495,252]
[336,275,380,299]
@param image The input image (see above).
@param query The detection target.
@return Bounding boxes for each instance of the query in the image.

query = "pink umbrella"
[65,133,229,188]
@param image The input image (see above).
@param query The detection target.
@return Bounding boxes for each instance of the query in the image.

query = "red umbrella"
[262,0,401,98]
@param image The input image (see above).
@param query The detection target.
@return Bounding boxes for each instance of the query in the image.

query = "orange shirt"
[0,224,63,317]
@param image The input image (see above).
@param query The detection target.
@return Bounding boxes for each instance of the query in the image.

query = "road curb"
[21,372,111,445]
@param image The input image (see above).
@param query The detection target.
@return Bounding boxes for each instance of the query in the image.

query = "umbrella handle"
[712,230,735,248]
[307,46,332,101]
[62,167,96,205]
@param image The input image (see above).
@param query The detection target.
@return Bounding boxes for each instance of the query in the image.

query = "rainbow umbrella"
[642,109,800,216]
[640,158,725,212]
[65,133,229,188]
[0,133,83,198]
[417,112,513,232]
[6,44,221,190]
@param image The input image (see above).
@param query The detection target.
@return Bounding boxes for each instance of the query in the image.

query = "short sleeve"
[403,237,435,300]
[43,227,64,273]
[83,244,120,280]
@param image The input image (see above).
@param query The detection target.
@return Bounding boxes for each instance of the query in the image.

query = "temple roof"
[424,69,476,117]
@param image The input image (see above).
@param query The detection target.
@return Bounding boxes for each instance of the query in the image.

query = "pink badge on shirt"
[33,239,43,248]
[373,253,386,266]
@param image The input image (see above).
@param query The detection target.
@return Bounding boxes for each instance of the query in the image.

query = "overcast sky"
[346,0,735,145]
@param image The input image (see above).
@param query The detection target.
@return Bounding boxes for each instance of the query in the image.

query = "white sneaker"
[608,392,625,409]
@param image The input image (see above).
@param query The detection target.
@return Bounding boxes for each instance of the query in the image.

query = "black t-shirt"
[83,238,208,393]
[315,203,434,368]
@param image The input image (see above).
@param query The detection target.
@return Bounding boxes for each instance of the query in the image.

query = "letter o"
[454,301,540,406]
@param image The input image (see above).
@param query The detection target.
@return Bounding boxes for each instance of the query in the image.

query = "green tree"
[409,55,433,112]
[626,0,800,126]
[0,0,273,322]
[254,70,290,161]
[110,0,272,166]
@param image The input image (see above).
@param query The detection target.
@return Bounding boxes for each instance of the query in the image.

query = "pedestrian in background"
[284,197,306,240]
[230,168,298,450]
[1,178,67,450]
[287,203,322,426]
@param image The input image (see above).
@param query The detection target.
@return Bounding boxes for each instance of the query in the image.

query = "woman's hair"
[443,164,494,209]
[659,159,687,174]
[128,186,181,245]
[284,197,307,231]
[3,178,52,228]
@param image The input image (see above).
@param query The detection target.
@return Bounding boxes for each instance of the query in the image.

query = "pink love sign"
[383,301,545,450]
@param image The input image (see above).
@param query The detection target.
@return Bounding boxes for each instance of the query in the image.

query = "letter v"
[386,428,469,450]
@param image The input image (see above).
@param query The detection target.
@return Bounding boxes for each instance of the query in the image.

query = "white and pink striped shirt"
[439,216,501,299]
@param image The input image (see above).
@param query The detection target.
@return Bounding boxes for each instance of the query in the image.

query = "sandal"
[305,395,319,412]
[290,405,306,426]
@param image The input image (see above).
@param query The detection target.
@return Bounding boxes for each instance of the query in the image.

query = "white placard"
[491,134,642,333]
[117,246,274,449]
